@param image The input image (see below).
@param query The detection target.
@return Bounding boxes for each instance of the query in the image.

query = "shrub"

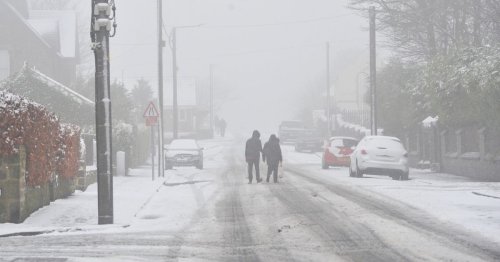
[57,124,81,179]
[0,91,80,186]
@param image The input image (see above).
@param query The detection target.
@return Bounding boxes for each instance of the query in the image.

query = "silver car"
[349,136,409,180]
[164,139,204,170]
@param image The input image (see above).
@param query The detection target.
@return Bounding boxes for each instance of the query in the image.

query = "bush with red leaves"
[0,91,80,186]
[57,124,81,179]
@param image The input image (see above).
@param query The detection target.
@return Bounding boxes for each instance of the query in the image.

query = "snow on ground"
[1,137,499,251]
[0,137,228,237]
[282,145,500,245]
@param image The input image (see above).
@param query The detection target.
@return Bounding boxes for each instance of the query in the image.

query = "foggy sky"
[110,0,370,132]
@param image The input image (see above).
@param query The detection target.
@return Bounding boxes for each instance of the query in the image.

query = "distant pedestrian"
[245,130,263,184]
[220,118,227,137]
[263,134,282,183]
[214,116,221,135]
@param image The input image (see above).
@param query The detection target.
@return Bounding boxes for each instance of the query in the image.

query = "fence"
[404,124,500,181]
[335,113,500,181]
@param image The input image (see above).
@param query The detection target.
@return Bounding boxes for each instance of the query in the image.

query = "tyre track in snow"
[285,164,500,261]
[216,149,261,262]
[268,177,407,261]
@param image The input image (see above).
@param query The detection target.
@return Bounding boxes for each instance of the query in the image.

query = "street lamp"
[169,24,204,139]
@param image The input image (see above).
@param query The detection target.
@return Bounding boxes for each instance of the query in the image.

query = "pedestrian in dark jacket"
[245,130,263,184]
[263,134,282,183]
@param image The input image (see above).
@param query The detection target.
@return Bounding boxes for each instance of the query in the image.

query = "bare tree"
[349,0,500,61]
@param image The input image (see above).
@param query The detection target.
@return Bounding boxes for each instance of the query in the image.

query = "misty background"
[108,0,373,132]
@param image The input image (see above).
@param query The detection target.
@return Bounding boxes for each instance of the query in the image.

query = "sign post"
[143,102,159,180]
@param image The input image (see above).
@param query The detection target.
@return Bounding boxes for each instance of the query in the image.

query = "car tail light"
[361,149,367,155]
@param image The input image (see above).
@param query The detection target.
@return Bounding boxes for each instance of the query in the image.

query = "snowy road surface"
[1,136,499,261]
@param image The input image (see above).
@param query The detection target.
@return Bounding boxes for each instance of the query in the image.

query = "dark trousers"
[247,159,260,183]
[266,163,279,183]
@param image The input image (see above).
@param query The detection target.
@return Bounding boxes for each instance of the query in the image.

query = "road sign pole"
[151,125,155,181]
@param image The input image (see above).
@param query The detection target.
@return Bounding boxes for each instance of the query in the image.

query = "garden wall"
[0,91,81,223]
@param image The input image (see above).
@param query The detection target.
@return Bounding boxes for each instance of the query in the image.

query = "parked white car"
[164,139,204,170]
[349,136,409,180]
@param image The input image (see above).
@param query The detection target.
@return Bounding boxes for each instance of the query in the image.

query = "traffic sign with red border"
[143,102,160,117]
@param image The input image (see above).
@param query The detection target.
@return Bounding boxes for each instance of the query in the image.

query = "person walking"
[263,134,282,183]
[245,130,263,184]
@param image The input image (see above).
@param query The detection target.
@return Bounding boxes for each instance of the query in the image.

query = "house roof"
[23,65,93,106]
[29,11,78,58]
[0,0,54,52]
[0,0,78,59]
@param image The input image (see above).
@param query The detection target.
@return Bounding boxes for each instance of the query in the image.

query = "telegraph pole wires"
[91,0,117,225]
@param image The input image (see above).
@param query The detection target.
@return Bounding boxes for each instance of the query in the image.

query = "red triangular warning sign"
[143,102,160,117]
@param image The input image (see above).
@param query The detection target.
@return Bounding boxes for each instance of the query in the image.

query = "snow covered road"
[0,137,499,261]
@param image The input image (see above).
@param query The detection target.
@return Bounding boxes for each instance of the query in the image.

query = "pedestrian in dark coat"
[245,130,263,184]
[263,134,282,183]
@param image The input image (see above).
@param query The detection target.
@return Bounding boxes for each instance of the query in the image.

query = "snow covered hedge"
[376,45,500,135]
[410,45,500,128]
[0,91,80,186]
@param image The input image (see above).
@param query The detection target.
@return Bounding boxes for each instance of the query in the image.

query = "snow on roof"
[165,78,197,106]
[29,10,77,58]
[24,65,93,106]
[169,139,198,149]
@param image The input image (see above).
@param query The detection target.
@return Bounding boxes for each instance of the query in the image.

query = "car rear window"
[330,138,358,147]
[367,138,404,150]
[170,139,197,149]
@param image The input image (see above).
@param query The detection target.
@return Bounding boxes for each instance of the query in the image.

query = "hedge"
[0,91,80,186]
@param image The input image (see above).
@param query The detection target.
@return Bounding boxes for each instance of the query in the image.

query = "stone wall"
[0,146,80,223]
[0,146,26,223]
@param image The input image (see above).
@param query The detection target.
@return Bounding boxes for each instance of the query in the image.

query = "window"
[0,50,10,80]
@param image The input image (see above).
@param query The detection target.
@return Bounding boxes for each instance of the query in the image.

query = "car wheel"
[196,161,203,170]
[322,157,328,169]
[349,165,355,177]
[401,171,409,180]
[356,162,363,178]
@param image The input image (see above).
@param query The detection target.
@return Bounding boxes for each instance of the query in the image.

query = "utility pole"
[209,64,214,137]
[171,28,179,139]
[369,6,377,136]
[157,0,164,177]
[169,24,203,139]
[91,0,117,225]
[326,42,332,137]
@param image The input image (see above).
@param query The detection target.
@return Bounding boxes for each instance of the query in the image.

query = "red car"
[322,137,359,169]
